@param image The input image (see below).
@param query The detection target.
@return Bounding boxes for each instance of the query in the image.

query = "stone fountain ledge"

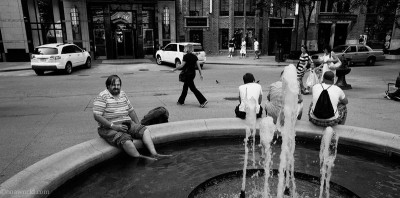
[1,118,399,198]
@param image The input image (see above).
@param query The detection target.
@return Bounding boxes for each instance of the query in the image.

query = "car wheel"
[156,55,163,65]
[34,70,44,76]
[85,58,92,69]
[366,57,375,66]
[175,59,181,68]
[65,62,73,74]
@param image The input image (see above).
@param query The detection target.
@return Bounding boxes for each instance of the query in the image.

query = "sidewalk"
[0,55,290,72]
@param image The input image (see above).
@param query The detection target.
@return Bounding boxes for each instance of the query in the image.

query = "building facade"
[0,0,399,62]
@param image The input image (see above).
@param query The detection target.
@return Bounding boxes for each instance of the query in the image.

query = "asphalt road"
[0,60,399,184]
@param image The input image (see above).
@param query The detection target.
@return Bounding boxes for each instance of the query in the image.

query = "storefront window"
[220,0,229,16]
[189,0,203,16]
[91,8,106,59]
[219,29,229,49]
[70,6,82,47]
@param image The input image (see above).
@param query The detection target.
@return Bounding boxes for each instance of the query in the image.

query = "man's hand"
[111,124,128,132]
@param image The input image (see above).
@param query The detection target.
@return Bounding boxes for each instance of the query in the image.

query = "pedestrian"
[265,69,303,124]
[240,38,247,58]
[298,45,314,94]
[228,38,235,58]
[308,71,348,127]
[235,73,263,119]
[385,72,400,101]
[318,45,341,83]
[254,38,260,59]
[93,75,171,160]
[172,44,208,108]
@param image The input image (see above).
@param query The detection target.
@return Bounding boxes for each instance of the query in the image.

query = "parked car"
[311,44,385,66]
[155,42,206,68]
[31,43,91,75]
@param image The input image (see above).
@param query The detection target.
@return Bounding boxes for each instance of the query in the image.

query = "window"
[162,7,170,39]
[189,0,203,16]
[320,0,350,13]
[220,0,229,16]
[34,47,58,55]
[245,0,256,16]
[62,46,74,54]
[27,0,64,47]
[219,29,229,49]
[234,0,244,16]
[179,45,184,52]
[347,46,356,52]
[165,44,177,51]
[358,46,368,52]
[73,45,83,53]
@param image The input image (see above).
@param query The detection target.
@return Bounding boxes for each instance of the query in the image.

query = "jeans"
[178,80,207,104]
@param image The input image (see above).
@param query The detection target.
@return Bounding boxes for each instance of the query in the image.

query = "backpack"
[140,106,169,126]
[313,84,335,119]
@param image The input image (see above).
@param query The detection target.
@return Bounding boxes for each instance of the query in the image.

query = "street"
[0,58,399,184]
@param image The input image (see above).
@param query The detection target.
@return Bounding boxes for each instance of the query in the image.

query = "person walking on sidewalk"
[240,38,247,58]
[93,75,171,160]
[228,38,235,58]
[172,44,208,108]
[253,38,260,59]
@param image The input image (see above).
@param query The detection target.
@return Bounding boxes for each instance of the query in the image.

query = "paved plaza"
[0,55,399,185]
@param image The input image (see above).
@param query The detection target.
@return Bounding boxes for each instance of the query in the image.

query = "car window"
[193,45,204,52]
[33,47,58,55]
[62,46,73,54]
[358,46,368,52]
[179,45,184,52]
[347,46,356,53]
[169,44,177,52]
[333,45,348,53]
[73,45,82,53]
[164,44,172,51]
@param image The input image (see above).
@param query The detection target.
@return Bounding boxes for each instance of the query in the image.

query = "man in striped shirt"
[93,75,171,160]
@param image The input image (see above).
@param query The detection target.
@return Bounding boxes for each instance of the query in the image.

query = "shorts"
[229,47,234,52]
[308,102,347,127]
[98,121,147,148]
[235,105,263,119]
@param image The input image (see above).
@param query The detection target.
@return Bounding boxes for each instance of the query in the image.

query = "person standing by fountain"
[309,71,348,127]
[93,75,171,160]
[264,69,303,124]
[318,45,341,83]
[235,73,263,119]
[298,45,313,95]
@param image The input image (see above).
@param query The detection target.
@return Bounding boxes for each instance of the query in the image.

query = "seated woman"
[235,73,263,119]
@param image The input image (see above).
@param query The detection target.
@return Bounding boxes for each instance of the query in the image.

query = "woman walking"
[318,45,341,83]
[172,44,208,108]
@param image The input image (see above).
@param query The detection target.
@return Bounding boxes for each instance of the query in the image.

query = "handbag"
[306,69,319,88]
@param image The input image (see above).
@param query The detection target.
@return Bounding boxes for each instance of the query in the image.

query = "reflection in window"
[27,0,63,47]
[162,7,170,39]
[189,0,203,16]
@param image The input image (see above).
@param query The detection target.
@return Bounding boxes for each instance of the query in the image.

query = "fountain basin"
[0,118,399,198]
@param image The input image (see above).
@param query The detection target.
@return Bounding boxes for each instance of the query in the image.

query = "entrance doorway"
[334,24,348,47]
[268,29,292,55]
[318,23,331,52]
[111,11,135,58]
[189,30,203,45]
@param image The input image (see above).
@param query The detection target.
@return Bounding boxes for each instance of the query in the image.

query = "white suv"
[31,43,91,75]
[156,42,206,68]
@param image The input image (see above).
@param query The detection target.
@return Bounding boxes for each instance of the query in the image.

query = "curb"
[0,118,399,198]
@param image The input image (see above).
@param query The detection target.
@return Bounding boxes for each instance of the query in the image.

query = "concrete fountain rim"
[0,118,399,198]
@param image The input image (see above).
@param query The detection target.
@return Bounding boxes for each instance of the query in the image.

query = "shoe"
[303,90,310,95]
[200,101,208,108]
[177,102,184,106]
[385,92,391,100]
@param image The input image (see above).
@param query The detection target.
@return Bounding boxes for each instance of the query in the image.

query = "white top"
[310,83,345,120]
[254,41,259,51]
[319,52,337,82]
[238,83,263,112]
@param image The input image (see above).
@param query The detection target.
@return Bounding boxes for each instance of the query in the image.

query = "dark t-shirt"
[182,53,198,80]
[228,40,235,48]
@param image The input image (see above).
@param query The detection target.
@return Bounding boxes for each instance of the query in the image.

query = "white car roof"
[36,43,74,48]
[169,42,202,46]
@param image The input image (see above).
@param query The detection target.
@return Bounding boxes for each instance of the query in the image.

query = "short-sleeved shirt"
[93,89,134,126]
[310,83,346,120]
[254,41,259,51]
[182,53,198,75]
[238,82,263,113]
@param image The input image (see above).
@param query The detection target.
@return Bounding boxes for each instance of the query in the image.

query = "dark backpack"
[140,106,169,126]
[313,84,335,119]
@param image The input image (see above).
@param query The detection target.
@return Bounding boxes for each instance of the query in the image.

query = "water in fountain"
[276,64,300,198]
[241,96,258,197]
[319,127,339,198]
[259,116,276,197]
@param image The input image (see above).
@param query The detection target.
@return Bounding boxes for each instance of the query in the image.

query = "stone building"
[0,0,399,62]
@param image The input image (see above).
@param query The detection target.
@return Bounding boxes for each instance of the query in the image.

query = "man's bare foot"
[137,154,157,161]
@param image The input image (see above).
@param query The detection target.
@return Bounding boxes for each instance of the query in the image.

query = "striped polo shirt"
[93,89,134,126]
[297,53,310,77]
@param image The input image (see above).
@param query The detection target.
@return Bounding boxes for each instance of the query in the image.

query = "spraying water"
[276,65,300,198]
[319,127,339,198]
[241,96,258,197]
[259,116,276,197]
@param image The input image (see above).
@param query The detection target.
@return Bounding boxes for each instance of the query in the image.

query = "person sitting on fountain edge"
[309,71,348,127]
[235,73,263,119]
[93,75,171,160]
[264,69,303,124]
